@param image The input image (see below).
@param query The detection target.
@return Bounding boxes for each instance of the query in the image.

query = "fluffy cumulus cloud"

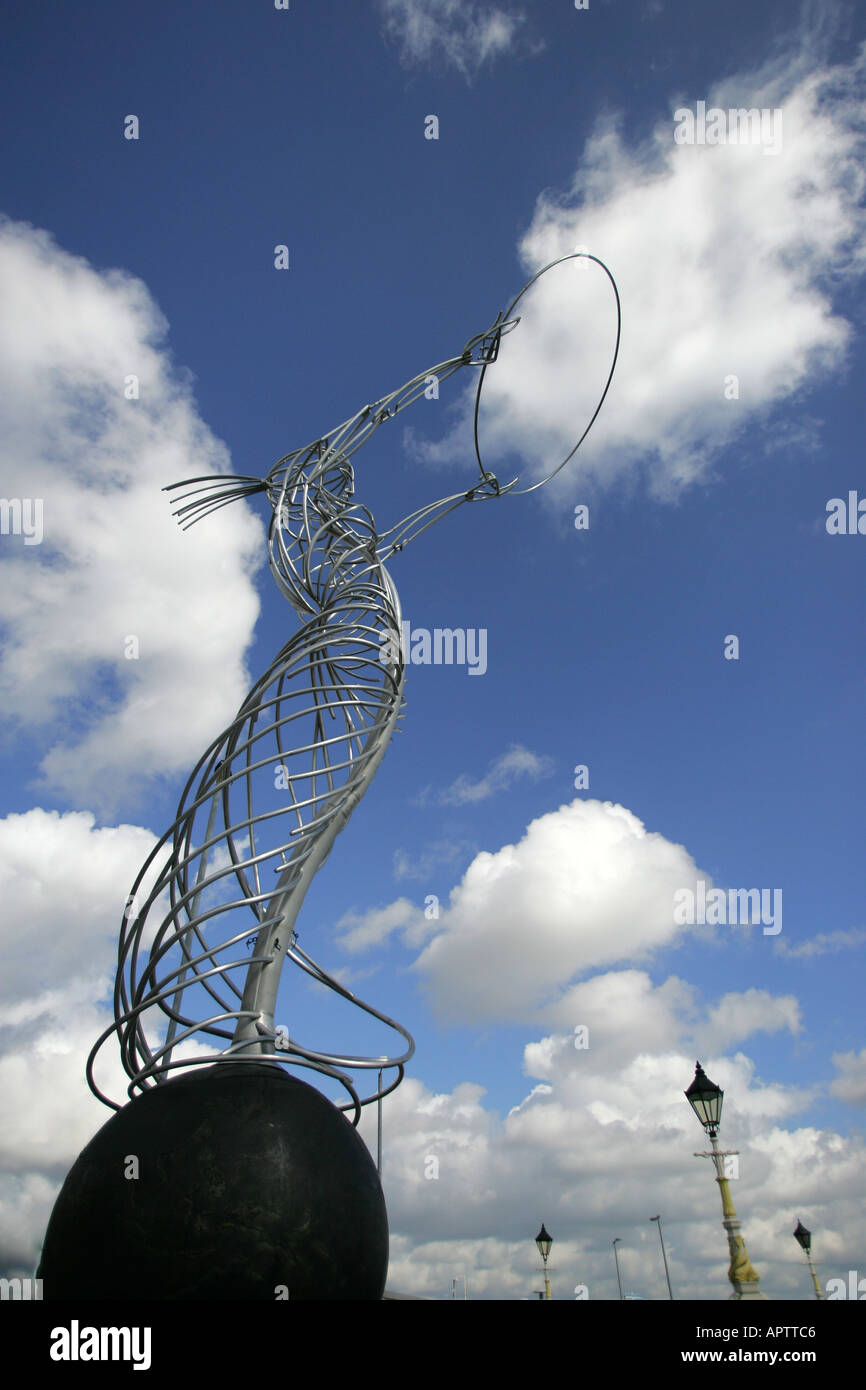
[535,969,694,1063]
[0,809,159,1004]
[0,805,857,1294]
[696,988,802,1054]
[0,987,125,1178]
[0,218,264,810]
[413,799,707,1021]
[0,810,149,1275]
[376,0,531,79]
[0,1172,63,1281]
[0,807,170,1179]
[0,975,169,1279]
[410,41,866,499]
[0,807,219,1277]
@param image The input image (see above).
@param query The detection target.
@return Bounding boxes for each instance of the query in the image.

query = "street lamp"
[650,1215,674,1299]
[612,1237,624,1301]
[793,1219,824,1300]
[685,1062,767,1300]
[535,1224,553,1300]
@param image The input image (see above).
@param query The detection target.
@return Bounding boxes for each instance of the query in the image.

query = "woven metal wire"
[87,253,620,1120]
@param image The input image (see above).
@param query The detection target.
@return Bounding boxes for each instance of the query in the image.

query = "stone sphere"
[37,1062,387,1300]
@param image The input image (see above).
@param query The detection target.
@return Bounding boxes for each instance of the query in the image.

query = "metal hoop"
[472,251,622,495]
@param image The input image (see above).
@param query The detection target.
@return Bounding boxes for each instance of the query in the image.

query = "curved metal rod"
[473,251,622,495]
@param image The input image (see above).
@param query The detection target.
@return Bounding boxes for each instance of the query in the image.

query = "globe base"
[37,1063,388,1300]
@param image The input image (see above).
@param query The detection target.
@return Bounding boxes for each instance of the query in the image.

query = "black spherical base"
[37,1063,387,1300]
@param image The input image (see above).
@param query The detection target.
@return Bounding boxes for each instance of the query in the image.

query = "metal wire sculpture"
[87,253,621,1122]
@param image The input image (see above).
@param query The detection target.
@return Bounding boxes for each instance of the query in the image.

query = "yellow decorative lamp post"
[685,1062,768,1300]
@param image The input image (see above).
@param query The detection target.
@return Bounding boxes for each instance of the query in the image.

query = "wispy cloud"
[376,0,534,79]
[335,897,430,954]
[393,840,474,881]
[423,745,554,807]
[775,927,866,959]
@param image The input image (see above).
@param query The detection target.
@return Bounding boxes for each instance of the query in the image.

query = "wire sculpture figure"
[87,252,621,1123]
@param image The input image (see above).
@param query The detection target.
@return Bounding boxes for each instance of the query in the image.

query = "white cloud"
[335,896,429,954]
[414,799,707,1021]
[377,0,530,79]
[0,809,159,1004]
[0,805,229,1274]
[775,927,866,959]
[532,970,695,1066]
[393,839,472,881]
[410,41,866,500]
[437,744,554,806]
[0,218,265,810]
[830,1048,866,1107]
[696,988,802,1053]
[0,977,221,1274]
[0,989,123,1175]
[0,1171,68,1280]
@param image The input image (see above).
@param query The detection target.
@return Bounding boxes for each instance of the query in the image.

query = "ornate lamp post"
[793,1220,824,1300]
[685,1062,767,1300]
[650,1214,674,1299]
[535,1224,553,1301]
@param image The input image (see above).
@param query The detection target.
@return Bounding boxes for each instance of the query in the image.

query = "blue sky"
[1,0,864,1300]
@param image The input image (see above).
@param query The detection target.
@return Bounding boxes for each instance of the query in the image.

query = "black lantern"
[535,1224,553,1263]
[685,1061,724,1136]
[793,1220,811,1252]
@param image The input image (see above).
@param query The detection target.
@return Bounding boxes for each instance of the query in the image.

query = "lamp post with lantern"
[535,1224,553,1301]
[793,1220,824,1300]
[685,1061,767,1300]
